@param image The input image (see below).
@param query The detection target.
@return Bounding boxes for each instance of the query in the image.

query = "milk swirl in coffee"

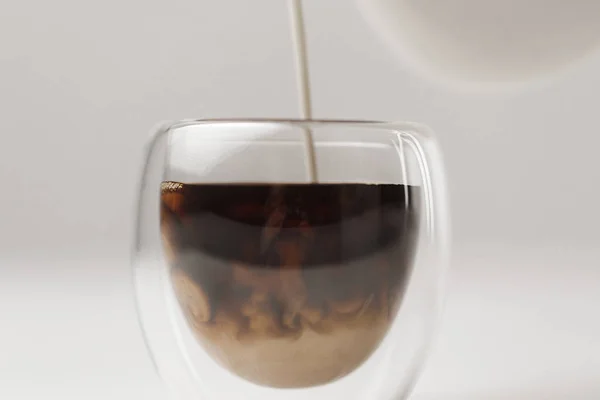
[161,181,421,388]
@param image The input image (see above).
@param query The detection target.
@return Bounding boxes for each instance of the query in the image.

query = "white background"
[1,0,598,399]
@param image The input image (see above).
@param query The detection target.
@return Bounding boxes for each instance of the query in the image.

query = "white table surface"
[1,242,598,400]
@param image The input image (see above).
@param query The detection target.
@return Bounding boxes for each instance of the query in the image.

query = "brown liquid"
[161,181,421,388]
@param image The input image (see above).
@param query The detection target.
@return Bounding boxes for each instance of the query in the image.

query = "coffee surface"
[161,181,421,388]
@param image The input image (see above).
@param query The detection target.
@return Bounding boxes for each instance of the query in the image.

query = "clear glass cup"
[133,119,449,400]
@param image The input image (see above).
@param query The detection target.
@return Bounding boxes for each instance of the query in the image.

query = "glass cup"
[133,119,449,400]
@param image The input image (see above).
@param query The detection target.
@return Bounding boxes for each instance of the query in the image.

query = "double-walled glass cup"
[133,119,448,400]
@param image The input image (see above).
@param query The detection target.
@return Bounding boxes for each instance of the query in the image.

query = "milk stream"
[289,0,318,183]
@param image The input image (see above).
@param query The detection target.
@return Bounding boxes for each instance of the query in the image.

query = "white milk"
[289,0,318,182]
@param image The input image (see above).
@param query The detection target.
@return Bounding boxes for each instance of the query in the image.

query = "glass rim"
[163,118,433,135]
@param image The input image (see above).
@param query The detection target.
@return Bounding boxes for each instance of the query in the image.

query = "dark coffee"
[161,181,421,388]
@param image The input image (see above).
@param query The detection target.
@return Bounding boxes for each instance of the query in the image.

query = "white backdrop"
[1,0,598,399]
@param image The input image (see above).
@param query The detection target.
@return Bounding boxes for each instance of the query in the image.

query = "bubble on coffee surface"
[160,181,421,388]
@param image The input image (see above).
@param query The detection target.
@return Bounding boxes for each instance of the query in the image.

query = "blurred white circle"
[357,0,600,86]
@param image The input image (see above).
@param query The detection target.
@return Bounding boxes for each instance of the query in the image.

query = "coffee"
[161,181,421,388]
